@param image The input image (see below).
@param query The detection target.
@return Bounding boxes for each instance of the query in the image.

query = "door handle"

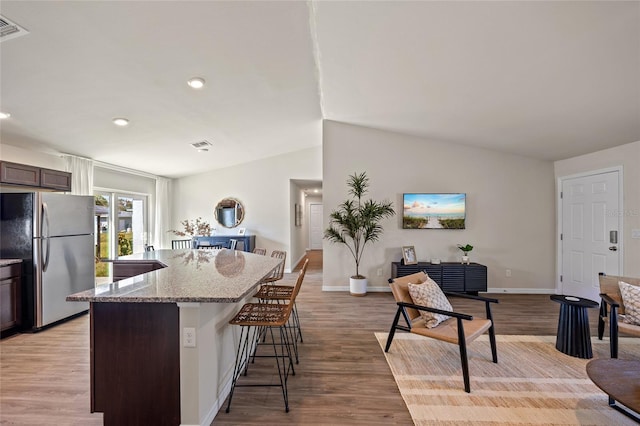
[609,246,618,251]
[42,202,51,272]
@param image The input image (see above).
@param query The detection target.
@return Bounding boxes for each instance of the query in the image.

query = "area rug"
[375,333,640,425]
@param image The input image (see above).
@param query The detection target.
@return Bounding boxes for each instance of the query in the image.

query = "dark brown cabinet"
[0,262,22,335]
[0,161,40,187]
[391,261,487,294]
[40,168,72,190]
[0,161,72,191]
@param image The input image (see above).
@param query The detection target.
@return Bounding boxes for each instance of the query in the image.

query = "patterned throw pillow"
[408,278,453,328]
[619,281,640,326]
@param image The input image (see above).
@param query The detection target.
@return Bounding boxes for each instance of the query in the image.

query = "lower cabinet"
[391,261,487,293]
[0,263,22,335]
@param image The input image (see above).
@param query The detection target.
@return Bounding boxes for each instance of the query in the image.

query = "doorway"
[94,191,149,281]
[558,168,622,301]
[309,203,323,250]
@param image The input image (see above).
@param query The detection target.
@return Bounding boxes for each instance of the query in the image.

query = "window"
[94,191,149,280]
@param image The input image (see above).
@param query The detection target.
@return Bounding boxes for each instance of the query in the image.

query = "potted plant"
[324,172,395,296]
[457,244,473,264]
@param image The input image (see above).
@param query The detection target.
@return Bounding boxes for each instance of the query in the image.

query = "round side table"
[550,295,599,359]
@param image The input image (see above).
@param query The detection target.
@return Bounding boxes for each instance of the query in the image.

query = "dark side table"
[550,295,599,359]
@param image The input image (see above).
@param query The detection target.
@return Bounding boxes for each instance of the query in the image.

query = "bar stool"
[226,259,309,413]
[260,250,286,285]
[254,262,306,353]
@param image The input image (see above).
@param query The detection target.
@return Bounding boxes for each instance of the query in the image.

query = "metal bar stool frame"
[225,259,308,413]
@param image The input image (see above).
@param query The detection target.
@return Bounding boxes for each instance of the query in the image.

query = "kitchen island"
[67,249,282,426]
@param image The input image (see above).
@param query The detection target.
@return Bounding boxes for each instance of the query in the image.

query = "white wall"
[0,143,65,170]
[323,121,556,293]
[172,146,322,270]
[554,140,640,277]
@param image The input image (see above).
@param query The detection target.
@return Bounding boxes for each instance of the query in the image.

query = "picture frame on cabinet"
[402,246,417,265]
[237,227,246,236]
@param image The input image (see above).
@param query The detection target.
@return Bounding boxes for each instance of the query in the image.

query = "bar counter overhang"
[67,249,282,426]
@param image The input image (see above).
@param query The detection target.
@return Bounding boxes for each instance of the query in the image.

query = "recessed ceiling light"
[187,77,205,89]
[0,112,11,119]
[112,118,129,126]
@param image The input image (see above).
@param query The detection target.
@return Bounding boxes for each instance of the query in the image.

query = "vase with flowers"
[169,217,212,238]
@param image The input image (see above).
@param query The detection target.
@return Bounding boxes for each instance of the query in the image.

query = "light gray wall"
[554,140,640,277]
[94,166,156,195]
[322,120,556,292]
[172,146,322,271]
[0,143,65,170]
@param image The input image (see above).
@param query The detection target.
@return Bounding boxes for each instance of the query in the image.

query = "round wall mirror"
[214,198,245,228]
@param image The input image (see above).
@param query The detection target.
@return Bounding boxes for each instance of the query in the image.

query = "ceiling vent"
[0,15,29,42]
[190,140,213,152]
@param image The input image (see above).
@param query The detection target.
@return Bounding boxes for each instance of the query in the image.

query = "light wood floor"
[0,250,604,425]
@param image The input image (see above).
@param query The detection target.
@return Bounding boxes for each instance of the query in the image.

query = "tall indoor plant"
[324,172,395,296]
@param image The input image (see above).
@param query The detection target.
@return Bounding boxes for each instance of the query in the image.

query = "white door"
[309,203,323,250]
[561,170,621,301]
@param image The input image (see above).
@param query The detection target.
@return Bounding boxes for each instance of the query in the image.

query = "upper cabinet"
[40,168,72,190]
[0,161,40,186]
[0,161,72,192]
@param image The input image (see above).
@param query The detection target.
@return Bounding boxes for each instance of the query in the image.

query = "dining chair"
[228,239,238,250]
[196,243,223,249]
[252,248,267,256]
[171,239,192,249]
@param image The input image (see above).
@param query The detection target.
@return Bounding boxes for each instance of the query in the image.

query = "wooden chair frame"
[597,272,640,358]
[385,272,498,393]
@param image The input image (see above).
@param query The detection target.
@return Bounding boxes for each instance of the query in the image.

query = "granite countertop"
[0,259,23,267]
[67,249,281,304]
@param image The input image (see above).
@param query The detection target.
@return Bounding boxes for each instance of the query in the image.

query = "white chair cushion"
[619,280,640,326]
[408,277,453,328]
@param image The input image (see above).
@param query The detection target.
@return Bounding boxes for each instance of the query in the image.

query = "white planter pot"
[461,255,470,265]
[350,276,368,296]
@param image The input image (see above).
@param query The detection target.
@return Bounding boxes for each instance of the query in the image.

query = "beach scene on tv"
[403,193,466,229]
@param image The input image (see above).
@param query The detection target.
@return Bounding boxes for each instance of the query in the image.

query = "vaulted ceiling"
[1,1,638,178]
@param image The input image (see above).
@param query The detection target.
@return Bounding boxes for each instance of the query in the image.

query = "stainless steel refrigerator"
[0,192,95,330]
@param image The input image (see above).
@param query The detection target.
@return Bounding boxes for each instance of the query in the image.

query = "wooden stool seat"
[229,303,289,326]
[254,284,294,299]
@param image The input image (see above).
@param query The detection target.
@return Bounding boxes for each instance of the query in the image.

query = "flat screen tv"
[403,193,466,229]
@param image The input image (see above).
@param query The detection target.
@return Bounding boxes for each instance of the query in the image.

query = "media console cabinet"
[391,261,487,294]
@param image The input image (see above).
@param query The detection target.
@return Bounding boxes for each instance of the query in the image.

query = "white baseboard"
[321,285,391,292]
[487,287,555,294]
[322,286,556,294]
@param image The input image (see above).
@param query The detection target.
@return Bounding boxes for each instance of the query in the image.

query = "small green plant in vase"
[457,244,473,264]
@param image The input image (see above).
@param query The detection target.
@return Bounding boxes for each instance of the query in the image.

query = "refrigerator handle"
[42,202,51,272]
